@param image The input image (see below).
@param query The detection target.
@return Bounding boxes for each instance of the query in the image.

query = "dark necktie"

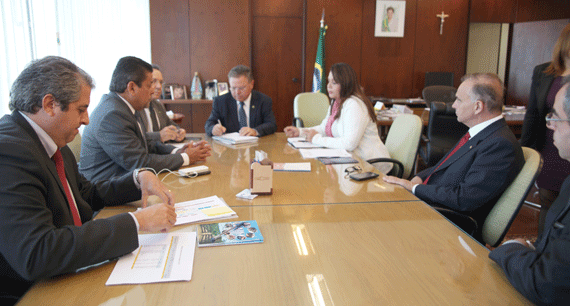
[238,101,247,129]
[134,112,149,152]
[52,149,82,226]
[149,105,160,131]
[136,111,149,132]
[424,132,470,184]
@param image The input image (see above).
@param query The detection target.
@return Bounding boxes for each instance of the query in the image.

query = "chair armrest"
[421,134,430,143]
[292,117,304,128]
[367,157,404,178]
[434,207,479,237]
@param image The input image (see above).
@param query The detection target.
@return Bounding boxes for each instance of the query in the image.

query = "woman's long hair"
[329,63,376,123]
[544,24,570,76]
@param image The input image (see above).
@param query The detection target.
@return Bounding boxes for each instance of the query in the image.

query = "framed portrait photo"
[374,0,406,38]
[217,82,229,96]
[169,84,188,100]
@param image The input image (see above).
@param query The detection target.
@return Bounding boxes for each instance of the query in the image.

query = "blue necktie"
[238,101,247,129]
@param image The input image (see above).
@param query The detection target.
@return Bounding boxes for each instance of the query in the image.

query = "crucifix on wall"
[437,11,449,35]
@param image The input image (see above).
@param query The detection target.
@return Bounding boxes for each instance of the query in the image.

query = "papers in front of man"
[174,196,237,226]
[299,148,352,159]
[287,137,324,149]
[106,232,196,285]
[213,132,258,145]
[273,162,311,172]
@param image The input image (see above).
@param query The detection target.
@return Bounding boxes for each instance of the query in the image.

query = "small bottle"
[191,72,203,100]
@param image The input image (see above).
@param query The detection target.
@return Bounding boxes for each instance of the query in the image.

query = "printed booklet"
[197,220,264,247]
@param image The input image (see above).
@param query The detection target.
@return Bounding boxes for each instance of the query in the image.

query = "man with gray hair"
[205,65,277,137]
[384,73,525,239]
[0,56,177,303]
[490,78,570,305]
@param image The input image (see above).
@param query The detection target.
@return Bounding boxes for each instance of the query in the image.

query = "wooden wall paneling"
[188,0,252,86]
[150,0,191,85]
[304,0,364,92]
[252,0,303,17]
[516,0,570,23]
[252,16,303,131]
[469,0,517,23]
[360,0,417,98]
[412,0,469,97]
[506,19,570,106]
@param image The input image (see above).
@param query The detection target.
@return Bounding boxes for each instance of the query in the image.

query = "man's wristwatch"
[134,168,149,185]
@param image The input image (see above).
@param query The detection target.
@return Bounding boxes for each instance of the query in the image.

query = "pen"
[217,119,222,126]
[221,221,246,235]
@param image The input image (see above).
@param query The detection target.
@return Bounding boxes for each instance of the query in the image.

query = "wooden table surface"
[16,133,531,305]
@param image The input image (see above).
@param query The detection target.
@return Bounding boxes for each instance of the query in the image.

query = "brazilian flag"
[312,21,327,93]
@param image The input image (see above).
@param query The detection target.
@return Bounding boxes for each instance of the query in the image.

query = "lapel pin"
[252,105,255,109]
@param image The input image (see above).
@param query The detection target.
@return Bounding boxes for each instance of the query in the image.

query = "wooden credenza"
[159,99,213,133]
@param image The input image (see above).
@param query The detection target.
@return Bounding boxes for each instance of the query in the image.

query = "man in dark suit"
[384,73,525,232]
[0,56,177,303]
[79,56,211,182]
[137,64,186,143]
[204,65,277,137]
[489,79,570,305]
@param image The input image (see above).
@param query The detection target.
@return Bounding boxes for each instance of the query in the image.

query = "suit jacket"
[204,90,277,137]
[0,111,140,298]
[520,62,555,151]
[139,99,180,142]
[80,92,184,182]
[415,118,525,227]
[490,175,570,305]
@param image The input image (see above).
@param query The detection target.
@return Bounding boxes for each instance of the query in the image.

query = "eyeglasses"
[546,112,570,127]
[344,165,362,178]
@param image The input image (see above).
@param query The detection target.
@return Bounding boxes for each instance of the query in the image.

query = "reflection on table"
[16,133,531,305]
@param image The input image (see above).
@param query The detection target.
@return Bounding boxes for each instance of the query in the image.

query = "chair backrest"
[385,114,423,179]
[422,85,457,104]
[482,147,543,247]
[422,101,469,167]
[293,92,330,127]
[67,133,82,162]
[424,72,454,88]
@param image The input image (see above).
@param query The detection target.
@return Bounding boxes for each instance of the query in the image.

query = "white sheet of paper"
[106,232,196,285]
[273,162,311,172]
[299,148,352,159]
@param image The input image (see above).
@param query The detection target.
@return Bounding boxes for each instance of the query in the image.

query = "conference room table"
[17,133,531,305]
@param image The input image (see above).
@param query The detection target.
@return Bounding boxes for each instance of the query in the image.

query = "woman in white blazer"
[284,63,392,173]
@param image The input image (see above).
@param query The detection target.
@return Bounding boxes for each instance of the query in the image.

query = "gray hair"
[9,56,94,113]
[228,65,253,82]
[461,73,504,113]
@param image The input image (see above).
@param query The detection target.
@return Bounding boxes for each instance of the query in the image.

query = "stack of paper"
[287,137,324,149]
[213,132,258,145]
[174,195,237,226]
[299,148,352,159]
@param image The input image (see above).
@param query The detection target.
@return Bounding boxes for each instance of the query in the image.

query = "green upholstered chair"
[67,133,82,162]
[368,114,423,179]
[482,147,543,247]
[292,92,330,128]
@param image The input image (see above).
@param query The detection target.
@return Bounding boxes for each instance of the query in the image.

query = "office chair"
[292,92,330,128]
[420,102,469,167]
[368,114,423,179]
[435,147,542,245]
[422,85,456,104]
[67,133,82,162]
[482,147,542,247]
[424,72,454,88]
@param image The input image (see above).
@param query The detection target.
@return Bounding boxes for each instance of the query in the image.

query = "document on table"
[273,162,311,172]
[299,148,352,159]
[106,232,196,285]
[174,195,237,226]
[287,137,324,149]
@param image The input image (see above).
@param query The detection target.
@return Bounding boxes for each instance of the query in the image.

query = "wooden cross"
[436,11,449,35]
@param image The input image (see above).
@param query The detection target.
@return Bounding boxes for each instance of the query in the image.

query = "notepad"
[287,137,324,149]
[299,148,352,159]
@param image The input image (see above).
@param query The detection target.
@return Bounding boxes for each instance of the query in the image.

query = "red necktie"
[52,149,82,226]
[424,132,470,184]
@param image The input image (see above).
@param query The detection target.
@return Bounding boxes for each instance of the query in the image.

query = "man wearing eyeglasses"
[205,65,277,137]
[489,79,570,305]
[384,73,525,238]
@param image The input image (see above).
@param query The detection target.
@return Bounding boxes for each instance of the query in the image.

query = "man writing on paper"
[137,64,186,143]
[80,56,211,182]
[489,78,570,305]
[0,56,177,303]
[383,73,524,236]
[204,65,277,137]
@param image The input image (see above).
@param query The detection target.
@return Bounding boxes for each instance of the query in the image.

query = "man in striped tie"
[384,73,524,235]
[490,77,570,305]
